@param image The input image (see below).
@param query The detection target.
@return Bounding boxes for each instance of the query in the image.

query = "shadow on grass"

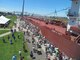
[23,43,28,53]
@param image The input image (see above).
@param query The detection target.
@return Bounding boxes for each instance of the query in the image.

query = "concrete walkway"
[19,20,48,60]
[28,31,57,60]
[24,31,46,60]
[0,28,10,30]
[0,32,11,37]
[15,18,20,31]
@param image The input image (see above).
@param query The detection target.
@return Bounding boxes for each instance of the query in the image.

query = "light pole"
[21,0,25,20]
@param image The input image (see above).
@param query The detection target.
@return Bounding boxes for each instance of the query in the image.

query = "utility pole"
[21,0,25,20]
[54,9,57,19]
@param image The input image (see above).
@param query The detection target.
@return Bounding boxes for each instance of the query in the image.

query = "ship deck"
[24,17,80,58]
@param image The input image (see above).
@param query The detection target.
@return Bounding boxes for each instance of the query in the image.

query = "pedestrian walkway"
[19,19,56,60]
[0,28,10,30]
[16,19,20,31]
[29,31,57,60]
[0,32,11,37]
[24,31,46,60]
[12,18,20,32]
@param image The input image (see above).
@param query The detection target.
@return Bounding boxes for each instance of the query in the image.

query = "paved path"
[12,18,20,32]
[0,29,10,30]
[0,32,11,37]
[24,31,46,60]
[18,19,47,60]
[16,18,20,31]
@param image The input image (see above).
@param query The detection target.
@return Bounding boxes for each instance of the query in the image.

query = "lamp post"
[21,0,25,20]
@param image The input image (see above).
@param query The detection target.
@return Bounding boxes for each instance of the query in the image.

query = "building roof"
[0,15,10,24]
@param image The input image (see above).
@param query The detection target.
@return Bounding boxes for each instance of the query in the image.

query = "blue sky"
[0,0,71,17]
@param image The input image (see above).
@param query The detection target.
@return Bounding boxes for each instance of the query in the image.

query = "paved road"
[24,32,46,60]
[18,18,47,60]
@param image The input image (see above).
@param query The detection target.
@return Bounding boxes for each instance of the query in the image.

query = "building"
[0,15,10,27]
[67,0,80,33]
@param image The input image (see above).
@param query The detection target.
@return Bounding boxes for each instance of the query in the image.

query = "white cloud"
[0,7,13,12]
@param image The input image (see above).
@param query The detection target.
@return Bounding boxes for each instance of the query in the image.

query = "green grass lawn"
[0,32,31,60]
[0,30,10,35]
[6,15,17,28]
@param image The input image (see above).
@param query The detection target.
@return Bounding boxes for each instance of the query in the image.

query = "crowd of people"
[24,19,71,60]
[1,28,25,60]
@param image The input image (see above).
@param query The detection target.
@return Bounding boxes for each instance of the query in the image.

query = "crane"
[47,7,70,16]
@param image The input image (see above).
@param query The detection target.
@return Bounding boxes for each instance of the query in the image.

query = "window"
[72,20,74,22]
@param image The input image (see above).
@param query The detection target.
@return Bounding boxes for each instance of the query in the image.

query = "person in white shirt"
[19,50,22,56]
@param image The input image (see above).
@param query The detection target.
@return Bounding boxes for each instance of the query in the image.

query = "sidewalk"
[19,19,57,60]
[20,20,56,60]
[29,31,58,60]
[0,32,11,37]
[24,31,46,60]
[0,28,10,30]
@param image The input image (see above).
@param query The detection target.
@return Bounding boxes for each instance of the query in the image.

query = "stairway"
[75,35,80,45]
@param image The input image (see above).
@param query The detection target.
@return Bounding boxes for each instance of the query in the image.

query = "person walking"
[13,36,16,41]
[47,54,51,60]
[19,50,22,56]
[2,37,6,43]
[8,35,10,40]
[20,56,24,60]
[30,51,33,58]
[18,34,20,39]
[12,55,17,60]
[10,39,13,44]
